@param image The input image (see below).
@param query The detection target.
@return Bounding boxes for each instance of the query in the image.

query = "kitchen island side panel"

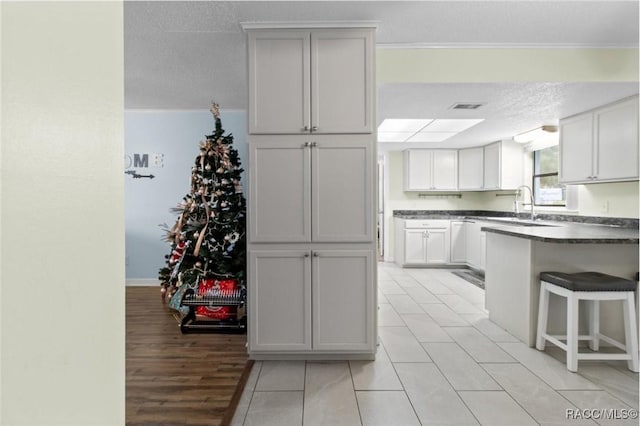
[485,232,639,346]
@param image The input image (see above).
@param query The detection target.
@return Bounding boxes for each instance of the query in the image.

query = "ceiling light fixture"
[513,125,558,144]
[377,118,484,143]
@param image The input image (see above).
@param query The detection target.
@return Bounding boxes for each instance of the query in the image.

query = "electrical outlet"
[600,201,609,214]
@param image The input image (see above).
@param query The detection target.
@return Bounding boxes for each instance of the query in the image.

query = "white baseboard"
[126,278,159,287]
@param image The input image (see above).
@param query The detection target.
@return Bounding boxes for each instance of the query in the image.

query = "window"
[533,145,565,206]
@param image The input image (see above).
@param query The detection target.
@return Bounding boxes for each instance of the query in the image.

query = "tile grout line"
[241,361,262,426]
[347,359,365,425]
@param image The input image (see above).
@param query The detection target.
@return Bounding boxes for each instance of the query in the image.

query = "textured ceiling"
[377,82,639,149]
[124,1,639,148]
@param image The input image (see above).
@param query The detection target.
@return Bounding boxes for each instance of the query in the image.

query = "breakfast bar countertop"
[478,220,639,244]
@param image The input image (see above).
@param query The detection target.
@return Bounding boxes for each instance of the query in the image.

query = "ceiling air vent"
[450,102,485,110]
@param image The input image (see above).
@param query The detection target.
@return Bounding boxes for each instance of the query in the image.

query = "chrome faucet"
[515,185,536,220]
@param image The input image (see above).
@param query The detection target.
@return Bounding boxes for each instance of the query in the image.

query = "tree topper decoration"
[210,102,220,119]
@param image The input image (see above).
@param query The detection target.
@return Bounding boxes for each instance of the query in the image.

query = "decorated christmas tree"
[159,103,246,321]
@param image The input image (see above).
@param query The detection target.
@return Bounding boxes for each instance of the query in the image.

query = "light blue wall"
[125,110,248,280]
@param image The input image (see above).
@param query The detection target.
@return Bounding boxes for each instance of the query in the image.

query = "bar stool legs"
[566,294,579,372]
[535,281,550,352]
[536,273,639,373]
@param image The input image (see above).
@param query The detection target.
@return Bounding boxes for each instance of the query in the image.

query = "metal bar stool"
[536,271,639,372]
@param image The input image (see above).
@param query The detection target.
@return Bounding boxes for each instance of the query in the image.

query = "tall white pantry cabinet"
[243,23,377,360]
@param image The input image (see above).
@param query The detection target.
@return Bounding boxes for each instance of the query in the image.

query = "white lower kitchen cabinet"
[394,219,451,266]
[404,229,429,264]
[248,248,375,357]
[450,220,466,263]
[465,220,486,271]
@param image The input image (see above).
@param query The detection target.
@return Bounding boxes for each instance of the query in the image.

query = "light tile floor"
[232,263,639,425]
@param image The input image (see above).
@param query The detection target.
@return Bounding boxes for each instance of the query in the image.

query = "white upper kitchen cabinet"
[403,149,458,191]
[247,28,374,134]
[249,135,373,243]
[560,96,639,184]
[483,140,523,190]
[458,147,484,190]
[559,113,594,183]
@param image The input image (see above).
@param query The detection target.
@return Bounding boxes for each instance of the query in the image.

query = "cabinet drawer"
[403,219,450,229]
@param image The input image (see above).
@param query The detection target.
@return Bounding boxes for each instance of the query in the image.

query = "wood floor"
[127,286,249,426]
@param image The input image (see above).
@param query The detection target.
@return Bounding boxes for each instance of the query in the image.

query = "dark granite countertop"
[393,210,639,244]
[480,221,639,244]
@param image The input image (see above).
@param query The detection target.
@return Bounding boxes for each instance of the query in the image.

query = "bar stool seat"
[536,271,639,372]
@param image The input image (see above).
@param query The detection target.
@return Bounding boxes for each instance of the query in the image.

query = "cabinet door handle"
[313,252,319,257]
[304,253,310,257]
[311,142,318,147]
[311,126,318,132]
[303,125,310,131]
[304,142,311,147]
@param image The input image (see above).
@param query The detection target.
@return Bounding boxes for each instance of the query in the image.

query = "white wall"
[378,48,639,83]
[1,2,125,424]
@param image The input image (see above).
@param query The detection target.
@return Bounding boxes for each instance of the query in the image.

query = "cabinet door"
[450,221,466,263]
[432,150,458,190]
[559,113,594,183]
[483,143,500,189]
[404,229,426,264]
[425,228,450,264]
[312,136,373,242]
[480,230,487,271]
[248,31,311,134]
[249,250,312,352]
[595,98,639,181]
[311,29,374,134]
[404,150,432,191]
[249,138,311,242]
[312,250,374,351]
[458,147,484,190]
[465,221,481,269]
